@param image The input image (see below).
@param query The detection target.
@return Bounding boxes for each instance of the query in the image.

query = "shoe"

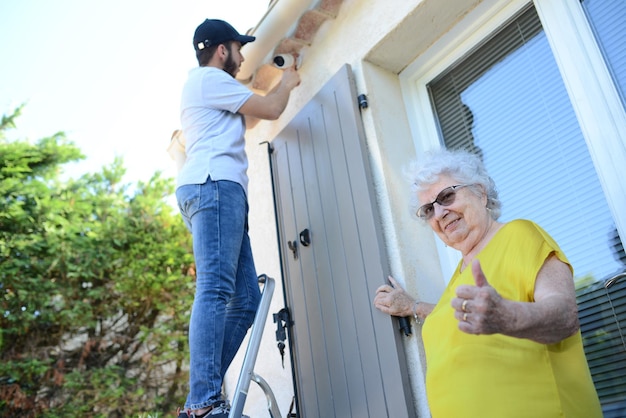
[205,402,229,417]
[175,403,218,418]
[203,401,250,418]
[176,407,190,418]
[179,400,249,418]
[203,401,230,417]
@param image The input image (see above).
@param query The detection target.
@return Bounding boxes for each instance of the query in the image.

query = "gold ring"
[463,313,468,322]
[461,299,468,312]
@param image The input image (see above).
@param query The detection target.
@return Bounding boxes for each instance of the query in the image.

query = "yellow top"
[422,220,602,418]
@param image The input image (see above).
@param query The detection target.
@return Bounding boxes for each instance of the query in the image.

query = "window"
[428,6,621,282]
[426,5,625,413]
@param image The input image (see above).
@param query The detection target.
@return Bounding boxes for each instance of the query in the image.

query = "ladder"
[229,274,283,418]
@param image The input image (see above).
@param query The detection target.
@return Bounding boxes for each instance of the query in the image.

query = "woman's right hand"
[374,276,415,317]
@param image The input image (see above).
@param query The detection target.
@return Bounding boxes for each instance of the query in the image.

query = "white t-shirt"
[178,66,254,194]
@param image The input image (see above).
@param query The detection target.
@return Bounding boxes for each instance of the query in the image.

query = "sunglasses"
[416,184,471,220]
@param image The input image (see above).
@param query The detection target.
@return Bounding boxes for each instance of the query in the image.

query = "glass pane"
[582,0,626,106]
[428,7,622,285]
[577,271,626,414]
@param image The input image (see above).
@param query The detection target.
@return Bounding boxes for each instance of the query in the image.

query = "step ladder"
[229,274,283,418]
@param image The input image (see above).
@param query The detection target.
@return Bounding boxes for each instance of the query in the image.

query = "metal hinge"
[357,93,368,109]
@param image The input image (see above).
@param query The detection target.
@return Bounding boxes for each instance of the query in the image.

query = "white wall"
[226,0,626,416]
[229,0,489,416]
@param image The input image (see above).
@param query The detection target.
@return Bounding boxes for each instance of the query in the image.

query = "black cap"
[193,19,256,51]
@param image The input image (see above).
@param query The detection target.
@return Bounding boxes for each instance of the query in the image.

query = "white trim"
[534,0,626,242]
[400,0,529,84]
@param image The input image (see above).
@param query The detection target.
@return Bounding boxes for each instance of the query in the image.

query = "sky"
[0,0,268,184]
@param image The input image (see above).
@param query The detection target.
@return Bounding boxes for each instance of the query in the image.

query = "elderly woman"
[374,149,601,417]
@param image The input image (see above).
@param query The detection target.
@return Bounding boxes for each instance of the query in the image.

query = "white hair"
[404,148,501,220]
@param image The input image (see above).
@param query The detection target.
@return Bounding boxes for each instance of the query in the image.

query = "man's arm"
[239,67,300,120]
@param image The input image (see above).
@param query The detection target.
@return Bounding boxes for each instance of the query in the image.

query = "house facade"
[217,0,626,416]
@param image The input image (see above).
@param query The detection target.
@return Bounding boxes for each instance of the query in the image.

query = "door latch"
[287,240,298,260]
[288,228,310,260]
[273,308,292,368]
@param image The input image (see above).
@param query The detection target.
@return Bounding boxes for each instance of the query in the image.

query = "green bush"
[0,107,195,417]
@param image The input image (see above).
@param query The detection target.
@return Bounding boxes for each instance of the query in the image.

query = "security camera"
[272,54,297,69]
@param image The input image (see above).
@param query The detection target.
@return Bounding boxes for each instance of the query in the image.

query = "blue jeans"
[176,178,261,410]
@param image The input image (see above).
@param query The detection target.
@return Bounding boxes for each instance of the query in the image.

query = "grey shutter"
[271,64,415,417]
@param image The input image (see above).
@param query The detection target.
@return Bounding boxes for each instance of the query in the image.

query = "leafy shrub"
[0,108,195,417]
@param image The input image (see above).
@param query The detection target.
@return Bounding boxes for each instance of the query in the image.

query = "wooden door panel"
[271,65,415,417]
[303,104,359,416]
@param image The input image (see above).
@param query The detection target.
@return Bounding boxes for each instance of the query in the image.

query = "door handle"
[299,228,311,247]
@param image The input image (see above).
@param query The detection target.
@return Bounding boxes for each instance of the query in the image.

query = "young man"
[176,19,300,418]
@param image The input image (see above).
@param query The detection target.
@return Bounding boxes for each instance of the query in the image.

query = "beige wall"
[228,0,486,416]
[221,0,626,415]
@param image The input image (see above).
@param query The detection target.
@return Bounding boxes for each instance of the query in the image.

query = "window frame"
[399,0,626,279]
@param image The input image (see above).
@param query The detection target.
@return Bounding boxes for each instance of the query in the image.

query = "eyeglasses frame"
[416,184,472,220]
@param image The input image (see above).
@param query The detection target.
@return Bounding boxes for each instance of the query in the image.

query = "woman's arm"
[453,256,579,344]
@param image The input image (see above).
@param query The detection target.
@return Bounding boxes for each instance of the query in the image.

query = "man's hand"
[239,64,300,120]
[281,65,301,90]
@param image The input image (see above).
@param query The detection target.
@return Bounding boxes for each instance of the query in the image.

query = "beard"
[223,48,239,77]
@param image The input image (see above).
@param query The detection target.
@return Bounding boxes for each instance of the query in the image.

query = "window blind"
[427,6,621,283]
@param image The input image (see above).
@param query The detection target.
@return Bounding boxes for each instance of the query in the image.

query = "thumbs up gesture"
[451,256,579,343]
[452,260,508,335]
